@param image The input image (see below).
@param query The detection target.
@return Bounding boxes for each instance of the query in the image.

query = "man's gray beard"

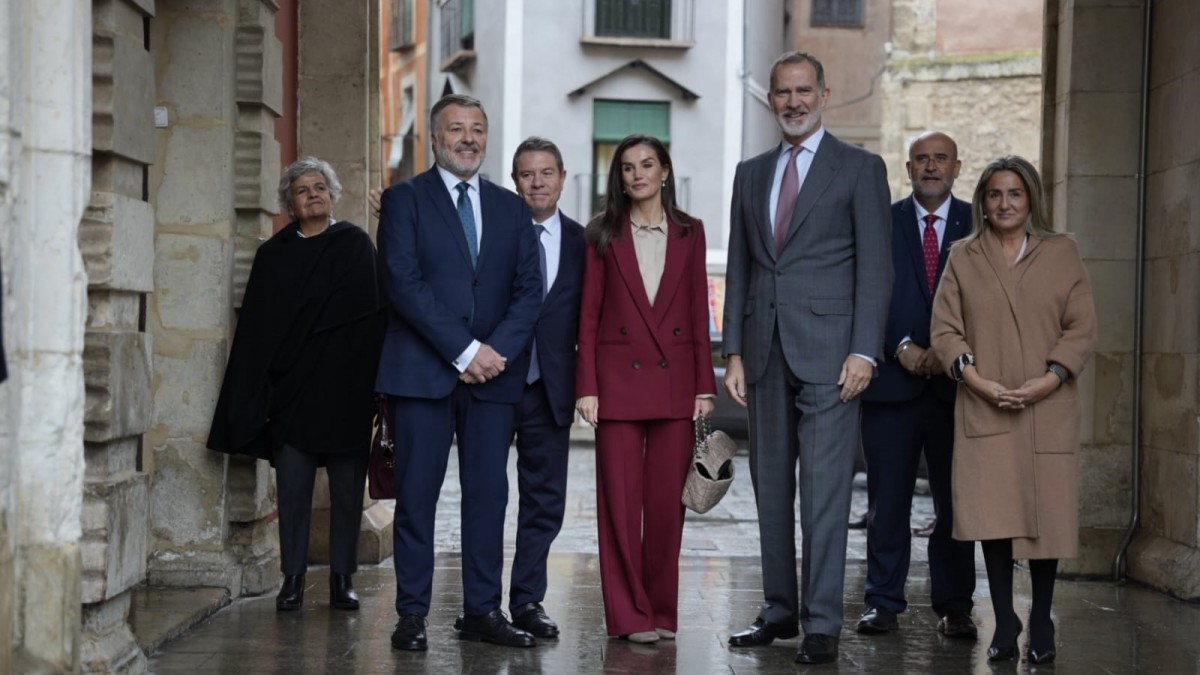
[775,110,821,139]
[434,144,485,178]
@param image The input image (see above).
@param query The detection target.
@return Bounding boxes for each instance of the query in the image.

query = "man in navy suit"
[856,131,977,639]
[376,94,543,651]
[501,136,585,638]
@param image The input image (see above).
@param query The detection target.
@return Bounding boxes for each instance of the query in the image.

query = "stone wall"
[146,0,282,597]
[880,53,1043,199]
[1041,0,1142,577]
[1124,0,1200,597]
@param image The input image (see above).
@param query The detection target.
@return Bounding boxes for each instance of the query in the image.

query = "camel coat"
[931,229,1096,559]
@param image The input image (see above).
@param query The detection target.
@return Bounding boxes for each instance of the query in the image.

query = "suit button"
[632,361,640,369]
[473,279,480,287]
[462,316,469,323]
[620,326,629,335]
[673,328,681,336]
[769,302,776,309]
[660,360,668,368]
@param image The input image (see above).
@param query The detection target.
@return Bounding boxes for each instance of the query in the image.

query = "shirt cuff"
[453,340,482,373]
[851,353,877,368]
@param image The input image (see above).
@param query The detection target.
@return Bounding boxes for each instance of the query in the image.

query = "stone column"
[147,0,281,597]
[1123,0,1200,597]
[1041,0,1141,576]
[78,0,157,671]
[0,0,93,671]
[297,0,393,565]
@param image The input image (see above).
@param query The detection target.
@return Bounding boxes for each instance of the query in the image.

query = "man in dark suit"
[722,52,891,665]
[376,94,543,651]
[499,136,585,638]
[855,131,977,639]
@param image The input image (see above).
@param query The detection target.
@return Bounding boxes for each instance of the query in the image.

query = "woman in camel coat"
[931,155,1096,665]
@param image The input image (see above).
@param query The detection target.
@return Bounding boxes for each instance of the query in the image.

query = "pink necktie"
[774,145,802,252]
[922,214,940,294]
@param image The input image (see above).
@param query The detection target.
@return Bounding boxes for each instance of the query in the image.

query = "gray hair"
[277,156,343,215]
[430,94,488,133]
[769,51,827,92]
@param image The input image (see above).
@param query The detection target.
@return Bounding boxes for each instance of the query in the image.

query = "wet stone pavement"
[149,441,1200,674]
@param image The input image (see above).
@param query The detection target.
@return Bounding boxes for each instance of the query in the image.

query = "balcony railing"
[439,0,476,71]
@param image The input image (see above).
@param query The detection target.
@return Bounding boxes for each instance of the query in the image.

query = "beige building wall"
[790,0,889,152]
[881,0,1042,199]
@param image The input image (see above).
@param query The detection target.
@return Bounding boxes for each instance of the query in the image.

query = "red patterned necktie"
[922,214,940,294]
[774,144,802,253]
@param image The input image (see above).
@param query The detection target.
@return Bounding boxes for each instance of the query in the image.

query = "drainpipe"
[1113,0,1153,582]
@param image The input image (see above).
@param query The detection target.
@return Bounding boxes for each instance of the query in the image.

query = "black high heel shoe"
[1027,619,1056,664]
[987,617,1023,661]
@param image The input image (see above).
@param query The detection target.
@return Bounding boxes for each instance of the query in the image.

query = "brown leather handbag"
[681,416,738,513]
[367,394,395,500]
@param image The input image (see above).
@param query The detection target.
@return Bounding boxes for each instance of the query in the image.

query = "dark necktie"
[527,224,548,384]
[455,182,478,267]
[922,214,940,294]
[774,144,802,253]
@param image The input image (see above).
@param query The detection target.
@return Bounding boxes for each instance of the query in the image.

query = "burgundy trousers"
[594,417,693,636]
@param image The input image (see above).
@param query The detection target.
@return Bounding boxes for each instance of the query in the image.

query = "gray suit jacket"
[723,132,892,385]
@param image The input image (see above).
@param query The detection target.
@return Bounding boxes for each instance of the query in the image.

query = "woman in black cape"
[208,157,386,611]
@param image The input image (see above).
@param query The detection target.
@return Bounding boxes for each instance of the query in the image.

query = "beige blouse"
[631,216,667,304]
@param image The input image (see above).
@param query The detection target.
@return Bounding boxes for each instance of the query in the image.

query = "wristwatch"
[1047,362,1068,384]
[894,341,914,361]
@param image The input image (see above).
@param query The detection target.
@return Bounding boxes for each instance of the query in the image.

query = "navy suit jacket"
[529,213,586,427]
[374,167,543,404]
[863,195,971,403]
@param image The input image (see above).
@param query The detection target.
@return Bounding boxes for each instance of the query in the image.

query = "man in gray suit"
[723,51,891,665]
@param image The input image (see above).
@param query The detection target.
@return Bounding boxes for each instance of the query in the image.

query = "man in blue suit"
[500,136,585,638]
[856,131,977,638]
[376,94,543,651]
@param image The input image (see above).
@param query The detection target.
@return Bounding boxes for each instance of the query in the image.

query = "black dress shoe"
[728,618,800,647]
[848,512,868,529]
[856,606,899,634]
[795,634,839,665]
[987,617,1022,661]
[275,574,305,612]
[329,573,359,610]
[512,602,559,639]
[936,611,978,639]
[458,609,537,648]
[391,613,428,651]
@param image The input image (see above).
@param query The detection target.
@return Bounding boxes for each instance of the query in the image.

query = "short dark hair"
[511,136,564,176]
[430,94,488,132]
[769,51,827,92]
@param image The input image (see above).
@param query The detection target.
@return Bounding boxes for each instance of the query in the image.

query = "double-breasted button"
[672,328,681,336]
[620,326,629,335]
[659,360,668,368]
[632,361,640,369]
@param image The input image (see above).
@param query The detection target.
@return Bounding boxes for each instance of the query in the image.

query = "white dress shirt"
[438,166,484,372]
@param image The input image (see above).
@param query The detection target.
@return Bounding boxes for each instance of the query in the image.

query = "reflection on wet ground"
[149,445,1200,674]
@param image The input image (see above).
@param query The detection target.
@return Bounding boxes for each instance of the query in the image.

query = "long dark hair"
[585,134,695,255]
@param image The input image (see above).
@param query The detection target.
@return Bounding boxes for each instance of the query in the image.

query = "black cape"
[207,221,386,462]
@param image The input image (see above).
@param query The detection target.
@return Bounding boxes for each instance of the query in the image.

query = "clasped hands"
[962,366,1059,410]
[896,342,942,378]
[458,344,506,384]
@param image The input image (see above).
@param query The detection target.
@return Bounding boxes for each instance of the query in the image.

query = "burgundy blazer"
[576,214,717,421]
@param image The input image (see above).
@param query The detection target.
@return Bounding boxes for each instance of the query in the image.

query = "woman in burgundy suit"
[576,134,717,644]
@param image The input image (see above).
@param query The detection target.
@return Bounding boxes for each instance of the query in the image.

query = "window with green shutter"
[592,100,670,213]
[596,0,671,39]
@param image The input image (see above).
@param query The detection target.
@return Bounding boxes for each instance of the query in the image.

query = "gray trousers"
[746,333,859,637]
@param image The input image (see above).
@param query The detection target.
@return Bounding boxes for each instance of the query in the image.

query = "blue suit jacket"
[527,213,585,427]
[374,167,543,404]
[863,195,971,403]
